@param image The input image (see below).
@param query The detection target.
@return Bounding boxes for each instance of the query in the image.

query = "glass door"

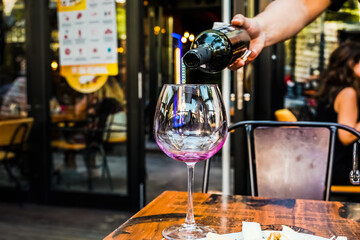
[25,0,144,210]
[0,0,29,198]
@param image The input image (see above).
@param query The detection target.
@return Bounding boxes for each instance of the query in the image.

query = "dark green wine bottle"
[183,25,251,74]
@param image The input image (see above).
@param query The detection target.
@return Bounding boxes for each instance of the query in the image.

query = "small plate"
[200,231,329,240]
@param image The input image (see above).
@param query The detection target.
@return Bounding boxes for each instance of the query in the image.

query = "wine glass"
[153,84,228,239]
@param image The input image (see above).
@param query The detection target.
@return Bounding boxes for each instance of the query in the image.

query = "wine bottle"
[183,24,251,74]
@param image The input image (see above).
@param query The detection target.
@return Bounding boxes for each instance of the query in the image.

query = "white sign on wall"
[57,0,118,93]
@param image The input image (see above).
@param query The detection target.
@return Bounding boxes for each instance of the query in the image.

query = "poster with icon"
[58,0,118,93]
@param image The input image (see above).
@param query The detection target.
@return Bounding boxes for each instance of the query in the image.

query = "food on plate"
[206,222,347,240]
[242,221,262,240]
[281,225,306,240]
[266,232,281,240]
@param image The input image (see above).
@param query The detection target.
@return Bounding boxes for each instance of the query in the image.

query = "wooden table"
[104,191,360,240]
[0,116,26,121]
[51,112,87,124]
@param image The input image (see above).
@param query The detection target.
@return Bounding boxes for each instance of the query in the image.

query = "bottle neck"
[183,46,212,69]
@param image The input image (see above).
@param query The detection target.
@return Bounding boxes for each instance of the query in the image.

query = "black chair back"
[203,121,360,201]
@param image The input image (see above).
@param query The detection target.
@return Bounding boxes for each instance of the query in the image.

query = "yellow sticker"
[57,0,86,12]
[60,63,118,76]
[65,74,108,94]
[60,63,117,93]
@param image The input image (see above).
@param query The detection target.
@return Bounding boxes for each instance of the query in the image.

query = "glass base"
[162,224,216,240]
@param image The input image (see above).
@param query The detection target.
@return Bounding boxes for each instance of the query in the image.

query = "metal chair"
[51,98,123,191]
[202,121,360,201]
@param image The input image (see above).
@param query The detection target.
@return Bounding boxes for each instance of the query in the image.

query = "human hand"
[228,14,265,70]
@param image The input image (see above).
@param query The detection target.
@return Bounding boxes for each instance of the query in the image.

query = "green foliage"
[325,0,360,22]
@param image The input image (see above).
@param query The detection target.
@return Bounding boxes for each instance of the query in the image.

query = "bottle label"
[184,24,251,73]
[212,22,228,29]
[215,25,250,63]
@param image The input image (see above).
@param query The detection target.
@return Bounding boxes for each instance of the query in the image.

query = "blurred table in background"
[104,191,360,240]
[51,112,87,125]
[0,115,26,121]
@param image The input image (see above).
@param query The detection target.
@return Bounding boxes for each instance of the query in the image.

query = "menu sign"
[58,0,118,93]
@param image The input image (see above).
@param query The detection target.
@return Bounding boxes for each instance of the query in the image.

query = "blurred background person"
[315,41,360,185]
[75,76,126,117]
[0,56,27,117]
[73,75,126,148]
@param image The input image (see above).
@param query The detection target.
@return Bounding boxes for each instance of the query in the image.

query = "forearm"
[342,122,360,145]
[254,0,331,47]
[337,122,360,145]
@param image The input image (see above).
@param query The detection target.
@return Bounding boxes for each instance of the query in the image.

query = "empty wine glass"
[153,84,228,239]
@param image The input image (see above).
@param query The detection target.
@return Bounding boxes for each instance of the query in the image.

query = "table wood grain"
[104,191,360,240]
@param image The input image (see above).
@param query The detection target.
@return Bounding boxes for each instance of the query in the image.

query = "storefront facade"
[0,0,358,209]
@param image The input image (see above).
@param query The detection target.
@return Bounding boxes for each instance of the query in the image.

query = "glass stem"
[185,162,196,228]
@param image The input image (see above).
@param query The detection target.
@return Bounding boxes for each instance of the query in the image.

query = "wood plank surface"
[104,191,360,240]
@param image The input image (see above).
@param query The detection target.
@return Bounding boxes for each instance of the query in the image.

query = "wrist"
[253,16,267,45]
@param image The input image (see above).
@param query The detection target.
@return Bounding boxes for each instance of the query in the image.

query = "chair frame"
[52,126,114,191]
[52,111,126,191]
[203,121,360,201]
[0,119,33,194]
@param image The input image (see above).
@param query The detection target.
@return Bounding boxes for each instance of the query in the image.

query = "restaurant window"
[0,0,26,118]
[0,0,28,189]
[283,0,360,121]
[48,0,128,195]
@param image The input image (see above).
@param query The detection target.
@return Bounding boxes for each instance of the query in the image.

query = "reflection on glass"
[0,0,27,188]
[49,1,128,194]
